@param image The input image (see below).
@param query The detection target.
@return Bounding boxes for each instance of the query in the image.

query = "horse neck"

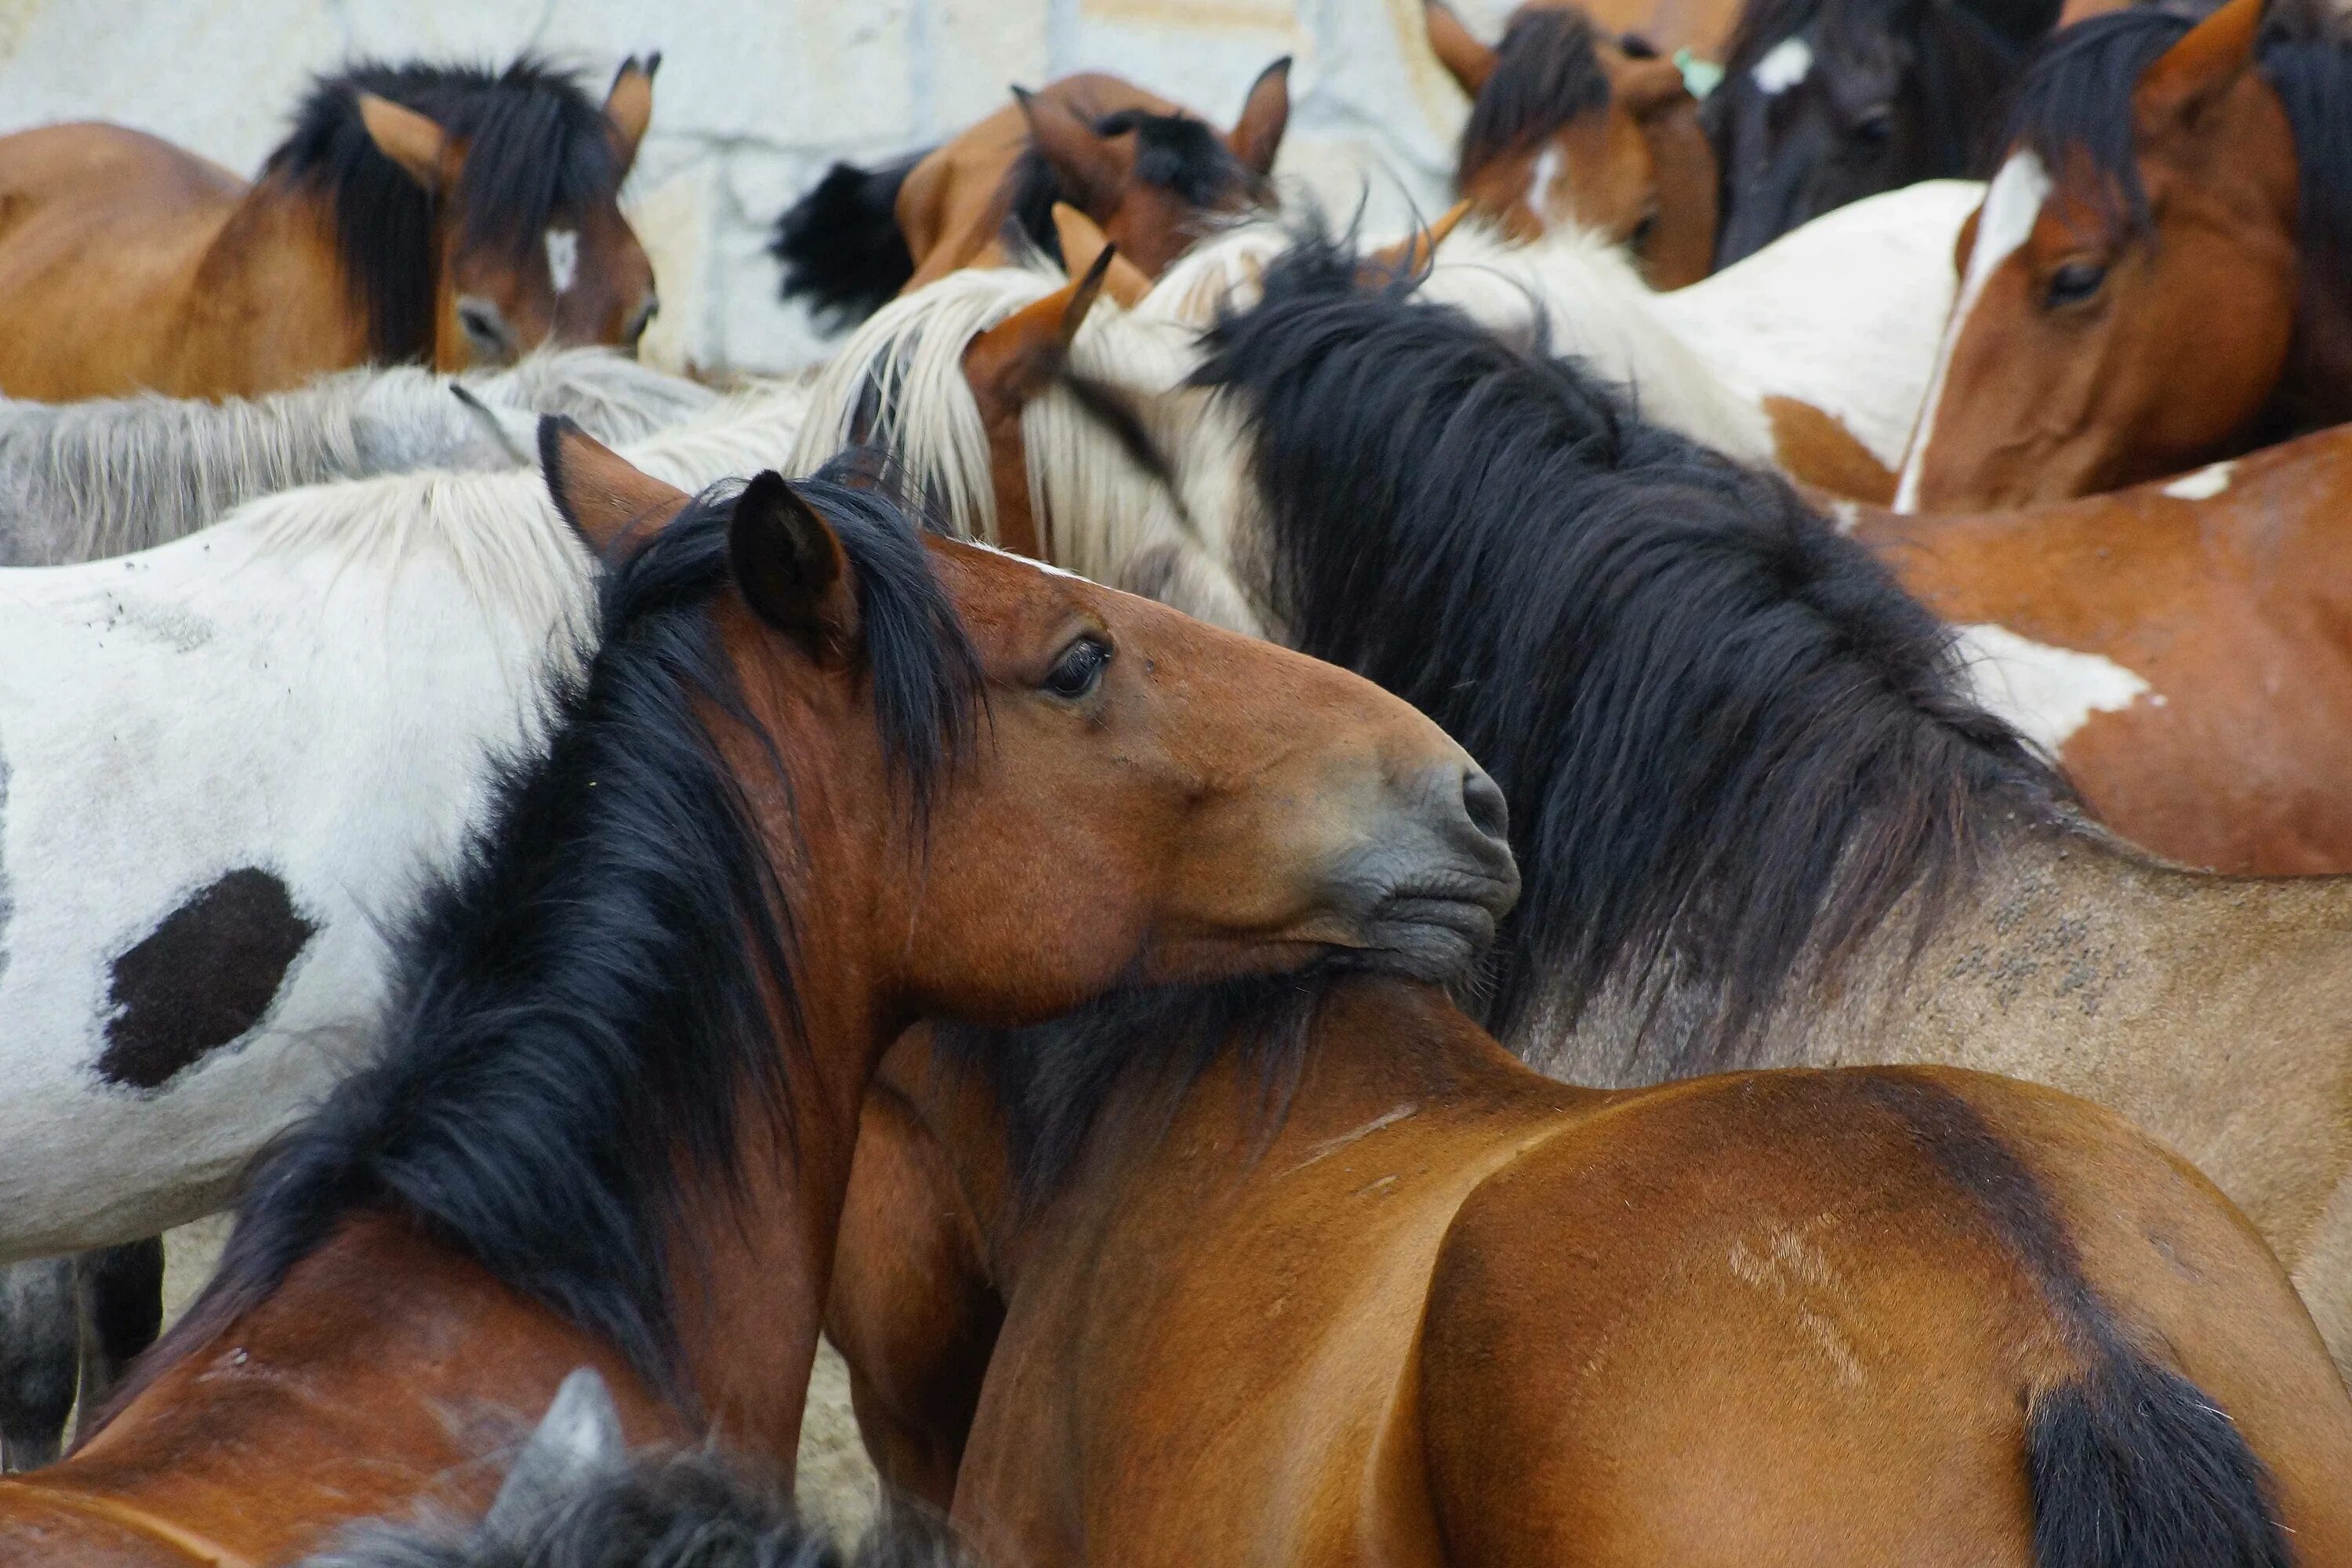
[1529,807,2352,1255]
[53,1214,684,1566]
[174,176,389,396]
[2282,256,2352,434]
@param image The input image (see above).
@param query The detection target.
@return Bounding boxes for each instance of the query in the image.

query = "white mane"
[0,349,722,568]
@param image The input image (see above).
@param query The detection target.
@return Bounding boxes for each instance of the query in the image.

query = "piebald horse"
[0,365,829,1269]
[770,66,1289,328]
[1705,0,2057,266]
[0,429,1508,1563]
[1424,1,1719,286]
[819,235,2352,1371]
[1896,0,2352,508]
[0,58,659,401]
[826,975,2352,1566]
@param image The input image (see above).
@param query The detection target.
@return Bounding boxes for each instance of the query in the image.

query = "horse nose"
[1461,766,1510,847]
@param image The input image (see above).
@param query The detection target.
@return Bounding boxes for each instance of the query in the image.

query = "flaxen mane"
[1191,236,2063,1068]
[270,60,625,361]
[96,454,981,1420]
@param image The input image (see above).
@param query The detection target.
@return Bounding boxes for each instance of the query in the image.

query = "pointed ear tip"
[536,413,584,473]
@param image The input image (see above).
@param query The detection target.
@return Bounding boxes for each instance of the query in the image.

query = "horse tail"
[770,151,927,328]
[2027,1352,2293,1568]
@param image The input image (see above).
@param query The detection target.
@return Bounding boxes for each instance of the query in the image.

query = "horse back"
[1415,1065,2352,1566]
[0,123,245,399]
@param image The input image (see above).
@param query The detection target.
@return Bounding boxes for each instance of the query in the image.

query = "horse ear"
[358,93,456,192]
[2134,0,2263,132]
[728,470,860,655]
[1052,203,1152,306]
[1425,1,1498,96]
[538,416,691,554]
[1228,56,1293,177]
[479,1369,625,1548]
[965,248,1116,412]
[1015,85,1127,216]
[1617,56,1697,119]
[605,53,660,176]
[1364,200,1474,280]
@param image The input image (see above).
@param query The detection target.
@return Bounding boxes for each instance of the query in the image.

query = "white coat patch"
[545,228,580,295]
[1893,151,2053,511]
[2161,460,2235,500]
[1951,622,2150,755]
[1752,36,1815,95]
[1828,499,1860,535]
[1525,144,1566,227]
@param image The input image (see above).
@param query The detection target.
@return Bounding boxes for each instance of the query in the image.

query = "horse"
[0,57,660,401]
[1424,2,1719,286]
[823,232,2352,1370]
[0,348,715,564]
[0,426,1508,1562]
[1704,0,2057,266]
[1894,0,2352,509]
[770,65,1288,329]
[823,972,2352,1567]
[1849,421,2352,875]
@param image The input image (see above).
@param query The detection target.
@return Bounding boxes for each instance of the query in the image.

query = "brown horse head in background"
[1896,0,2352,510]
[0,56,659,400]
[771,64,1289,328]
[1428,1,1719,286]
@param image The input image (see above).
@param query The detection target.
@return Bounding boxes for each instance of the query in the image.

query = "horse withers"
[0,56,660,401]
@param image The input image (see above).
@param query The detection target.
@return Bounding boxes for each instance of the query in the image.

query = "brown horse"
[0,60,659,401]
[1895,0,2352,509]
[0,429,1510,1564]
[828,976,2352,1566]
[1425,2,1719,286]
[1847,421,2352,874]
[771,66,1289,329]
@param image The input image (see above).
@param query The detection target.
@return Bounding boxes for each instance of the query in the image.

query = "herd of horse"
[0,0,2347,1561]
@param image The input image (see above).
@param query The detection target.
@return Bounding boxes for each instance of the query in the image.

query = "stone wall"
[0,0,1514,373]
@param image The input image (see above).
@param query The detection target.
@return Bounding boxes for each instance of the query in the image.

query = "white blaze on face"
[1525,143,1567,227]
[545,227,581,295]
[1752,35,1815,95]
[1951,622,2151,756]
[1893,150,2053,512]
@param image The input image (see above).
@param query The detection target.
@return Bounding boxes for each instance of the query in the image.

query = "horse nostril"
[1462,768,1510,844]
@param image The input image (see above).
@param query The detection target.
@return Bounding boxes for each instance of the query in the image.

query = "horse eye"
[1630,211,1660,252]
[457,296,516,358]
[1043,635,1112,700]
[2046,260,2108,310]
[1853,105,1894,143]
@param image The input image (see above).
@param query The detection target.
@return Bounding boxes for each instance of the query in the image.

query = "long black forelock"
[106,457,982,1421]
[1189,230,2063,1071]
[1458,5,1615,183]
[270,58,622,361]
[1003,110,1262,264]
[937,969,1334,1201]
[2003,8,2198,231]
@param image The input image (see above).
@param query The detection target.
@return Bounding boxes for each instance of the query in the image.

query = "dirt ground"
[158,1220,881,1539]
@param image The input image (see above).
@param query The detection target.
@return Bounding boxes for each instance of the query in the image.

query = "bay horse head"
[1428,1,1719,287]
[271,57,661,372]
[1706,0,2059,267]
[1894,0,2347,510]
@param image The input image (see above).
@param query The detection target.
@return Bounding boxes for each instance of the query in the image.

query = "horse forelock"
[96,463,982,1427]
[270,58,623,361]
[1457,5,1615,184]
[1190,232,2064,1069]
[2002,9,2197,234]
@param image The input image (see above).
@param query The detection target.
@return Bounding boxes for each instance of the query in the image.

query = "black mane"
[114,461,981,1412]
[269,59,623,362]
[1190,236,2063,1071]
[2009,3,2352,265]
[1004,111,1265,266]
[1457,5,1616,183]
